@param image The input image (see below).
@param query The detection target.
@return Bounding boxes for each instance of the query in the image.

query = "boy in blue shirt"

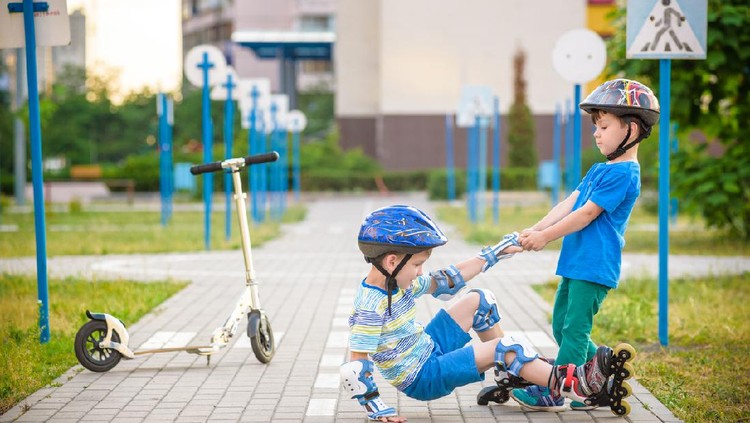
[512,79,659,411]
[342,205,636,421]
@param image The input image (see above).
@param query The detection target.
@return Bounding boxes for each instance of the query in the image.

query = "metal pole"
[292,130,300,201]
[658,59,671,347]
[670,122,679,224]
[224,74,235,241]
[445,114,455,201]
[573,84,582,185]
[22,0,51,343]
[552,104,561,205]
[492,97,500,224]
[200,52,213,250]
[478,115,487,223]
[14,48,27,206]
[158,93,168,227]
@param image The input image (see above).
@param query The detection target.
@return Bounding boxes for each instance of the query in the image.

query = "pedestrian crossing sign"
[627,0,706,60]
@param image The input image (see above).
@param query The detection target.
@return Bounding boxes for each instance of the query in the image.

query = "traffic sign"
[456,85,493,128]
[286,110,307,132]
[210,66,239,101]
[627,0,706,60]
[553,29,607,84]
[0,0,70,48]
[184,44,227,87]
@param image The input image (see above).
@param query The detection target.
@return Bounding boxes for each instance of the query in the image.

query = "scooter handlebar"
[190,152,280,175]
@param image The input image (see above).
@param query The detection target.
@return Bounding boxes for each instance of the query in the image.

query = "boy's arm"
[342,351,404,422]
[527,190,579,231]
[521,200,603,251]
[427,235,523,299]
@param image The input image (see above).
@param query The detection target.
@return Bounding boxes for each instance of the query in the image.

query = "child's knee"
[468,288,501,332]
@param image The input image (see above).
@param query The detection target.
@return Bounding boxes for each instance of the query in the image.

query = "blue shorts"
[402,309,484,401]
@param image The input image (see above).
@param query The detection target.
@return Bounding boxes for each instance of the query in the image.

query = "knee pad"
[469,288,501,332]
[430,265,466,300]
[495,335,539,377]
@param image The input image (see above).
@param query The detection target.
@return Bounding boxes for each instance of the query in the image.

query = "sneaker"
[510,386,566,412]
[570,400,598,410]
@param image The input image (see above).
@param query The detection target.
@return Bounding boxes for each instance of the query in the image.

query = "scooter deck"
[133,345,216,355]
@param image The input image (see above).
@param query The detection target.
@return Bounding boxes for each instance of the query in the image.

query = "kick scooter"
[74,152,280,372]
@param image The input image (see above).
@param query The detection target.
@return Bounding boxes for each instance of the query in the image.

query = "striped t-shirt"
[348,275,435,391]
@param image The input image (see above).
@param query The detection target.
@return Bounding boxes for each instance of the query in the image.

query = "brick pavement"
[4,193,748,422]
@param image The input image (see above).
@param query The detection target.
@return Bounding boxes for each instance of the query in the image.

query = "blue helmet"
[358,205,447,260]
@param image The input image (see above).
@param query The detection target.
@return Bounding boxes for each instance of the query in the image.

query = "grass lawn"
[535,274,750,423]
[0,273,187,414]
[0,205,306,257]
[436,203,748,256]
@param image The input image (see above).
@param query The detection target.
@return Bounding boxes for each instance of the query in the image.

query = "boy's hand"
[377,415,407,422]
[519,230,549,251]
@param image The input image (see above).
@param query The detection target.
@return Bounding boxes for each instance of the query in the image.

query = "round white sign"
[552,29,607,84]
[210,67,240,101]
[286,110,307,132]
[184,45,227,88]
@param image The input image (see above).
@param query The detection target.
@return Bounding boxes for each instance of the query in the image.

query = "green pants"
[552,277,610,366]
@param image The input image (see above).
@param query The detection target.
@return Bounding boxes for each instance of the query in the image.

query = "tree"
[507,48,537,168]
[606,0,750,239]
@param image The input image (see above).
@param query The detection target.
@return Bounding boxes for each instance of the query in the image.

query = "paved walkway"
[3,194,749,422]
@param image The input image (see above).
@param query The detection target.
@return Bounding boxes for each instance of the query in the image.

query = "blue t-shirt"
[556,161,641,288]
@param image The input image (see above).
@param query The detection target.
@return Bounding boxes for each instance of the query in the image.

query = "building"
[181,0,336,108]
[335,0,617,171]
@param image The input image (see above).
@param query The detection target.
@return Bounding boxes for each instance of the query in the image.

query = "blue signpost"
[184,45,227,250]
[491,97,501,224]
[157,93,174,227]
[286,110,307,202]
[444,114,456,202]
[215,70,237,241]
[627,0,707,346]
[4,0,71,343]
[552,104,562,205]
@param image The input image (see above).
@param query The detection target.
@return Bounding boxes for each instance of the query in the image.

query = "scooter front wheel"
[247,310,275,363]
[74,320,122,372]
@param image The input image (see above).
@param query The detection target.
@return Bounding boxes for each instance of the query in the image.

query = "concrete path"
[3,193,749,422]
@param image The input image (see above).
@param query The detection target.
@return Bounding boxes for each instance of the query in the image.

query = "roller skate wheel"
[614,343,636,362]
[615,381,633,398]
[618,362,635,380]
[611,399,631,416]
[476,386,510,405]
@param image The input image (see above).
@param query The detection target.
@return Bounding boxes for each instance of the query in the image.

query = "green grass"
[0,205,307,257]
[436,203,748,255]
[0,273,187,414]
[534,273,750,423]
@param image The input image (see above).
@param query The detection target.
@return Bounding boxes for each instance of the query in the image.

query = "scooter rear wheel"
[74,320,122,372]
[248,311,275,363]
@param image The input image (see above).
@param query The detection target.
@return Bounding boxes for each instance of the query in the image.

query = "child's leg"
[551,277,570,347]
[446,289,504,341]
[473,336,628,403]
[555,279,609,366]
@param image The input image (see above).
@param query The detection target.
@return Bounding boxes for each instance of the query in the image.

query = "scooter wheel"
[248,311,275,364]
[74,320,121,372]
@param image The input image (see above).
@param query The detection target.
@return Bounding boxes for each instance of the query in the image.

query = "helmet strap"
[606,118,648,161]
[371,254,413,316]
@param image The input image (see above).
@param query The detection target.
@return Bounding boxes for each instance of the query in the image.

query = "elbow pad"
[430,265,466,300]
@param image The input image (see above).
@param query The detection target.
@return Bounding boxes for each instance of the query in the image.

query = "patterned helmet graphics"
[579,79,660,126]
[358,205,448,259]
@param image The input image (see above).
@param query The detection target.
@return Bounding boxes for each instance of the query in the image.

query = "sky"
[68,0,182,96]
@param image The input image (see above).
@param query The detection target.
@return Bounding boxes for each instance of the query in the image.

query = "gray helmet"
[579,78,660,127]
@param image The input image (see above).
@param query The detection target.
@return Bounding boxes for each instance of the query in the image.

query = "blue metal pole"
[258,112,267,222]
[670,122,679,224]
[249,87,260,223]
[223,74,235,241]
[159,93,168,227]
[467,121,476,224]
[478,116,487,223]
[573,84,582,186]
[552,104,561,205]
[659,59,671,347]
[293,130,301,201]
[492,97,500,224]
[199,52,214,250]
[21,0,50,344]
[565,99,574,193]
[167,98,174,223]
[445,114,455,201]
